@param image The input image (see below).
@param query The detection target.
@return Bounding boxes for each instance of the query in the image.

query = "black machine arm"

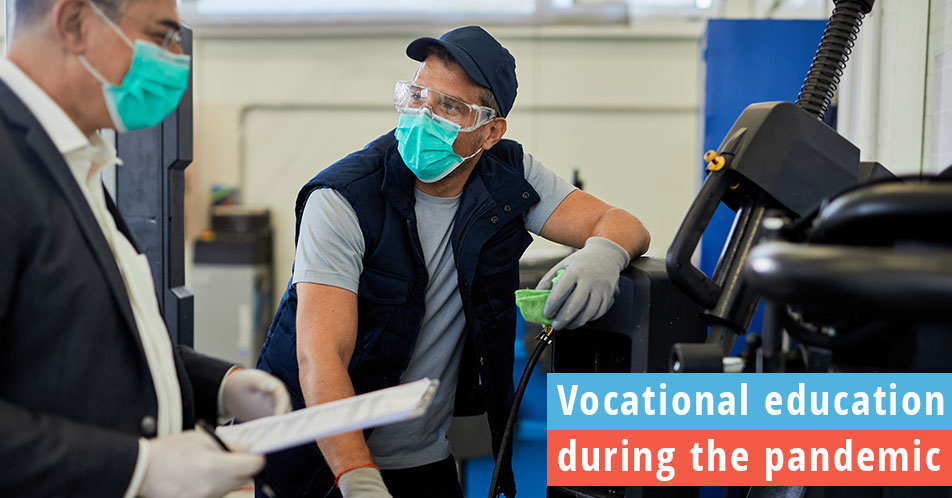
[746,242,952,315]
[810,181,952,245]
[666,0,879,370]
[665,165,733,310]
[743,179,952,356]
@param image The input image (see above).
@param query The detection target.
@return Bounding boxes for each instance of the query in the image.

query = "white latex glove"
[220,369,292,421]
[537,236,630,330]
[140,430,264,498]
[337,467,393,498]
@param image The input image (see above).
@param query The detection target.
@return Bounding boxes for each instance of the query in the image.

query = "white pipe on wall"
[3,0,10,53]
[838,5,882,164]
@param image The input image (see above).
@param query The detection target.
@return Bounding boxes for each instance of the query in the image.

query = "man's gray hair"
[14,0,127,29]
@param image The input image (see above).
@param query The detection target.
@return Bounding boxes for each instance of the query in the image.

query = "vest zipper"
[455,200,495,391]
[403,217,428,381]
[405,217,427,269]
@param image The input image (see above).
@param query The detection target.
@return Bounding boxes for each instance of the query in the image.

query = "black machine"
[664,0,885,372]
[541,0,949,496]
[550,0,874,386]
[548,0,882,379]
[663,0,951,377]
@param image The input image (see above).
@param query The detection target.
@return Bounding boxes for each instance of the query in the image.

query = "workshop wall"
[837,1,936,176]
[187,26,704,297]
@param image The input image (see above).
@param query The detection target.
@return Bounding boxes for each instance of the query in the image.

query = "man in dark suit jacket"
[0,0,291,496]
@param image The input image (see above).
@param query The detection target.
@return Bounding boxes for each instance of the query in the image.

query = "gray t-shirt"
[293,152,576,469]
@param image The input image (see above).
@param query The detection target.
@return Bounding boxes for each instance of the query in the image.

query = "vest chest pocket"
[357,267,409,304]
[477,219,533,275]
[475,222,534,320]
[354,267,411,356]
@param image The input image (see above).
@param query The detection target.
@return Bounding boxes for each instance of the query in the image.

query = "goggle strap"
[87,1,135,48]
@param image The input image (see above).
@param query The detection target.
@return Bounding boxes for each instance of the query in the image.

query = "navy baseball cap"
[406,26,518,118]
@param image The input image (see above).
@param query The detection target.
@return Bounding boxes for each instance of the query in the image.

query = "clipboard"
[215,378,439,454]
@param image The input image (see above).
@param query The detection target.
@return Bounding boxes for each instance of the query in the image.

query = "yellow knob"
[703,150,717,162]
[707,155,726,172]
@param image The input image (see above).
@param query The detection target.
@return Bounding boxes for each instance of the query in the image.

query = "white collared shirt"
[0,57,182,498]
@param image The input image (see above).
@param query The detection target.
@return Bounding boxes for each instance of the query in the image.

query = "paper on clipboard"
[216,378,439,454]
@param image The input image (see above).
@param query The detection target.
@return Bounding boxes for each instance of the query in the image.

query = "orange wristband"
[334,463,379,486]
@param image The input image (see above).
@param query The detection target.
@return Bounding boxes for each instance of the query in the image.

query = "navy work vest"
[257,131,539,498]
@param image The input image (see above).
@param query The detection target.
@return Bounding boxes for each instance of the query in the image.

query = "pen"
[196,419,230,451]
[196,420,277,498]
[195,420,231,452]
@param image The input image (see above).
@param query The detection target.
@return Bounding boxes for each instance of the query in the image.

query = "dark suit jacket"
[0,80,233,496]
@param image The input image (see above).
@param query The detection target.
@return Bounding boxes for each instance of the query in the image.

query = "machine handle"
[665,170,732,309]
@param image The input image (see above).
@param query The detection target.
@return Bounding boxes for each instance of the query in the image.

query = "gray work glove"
[220,368,292,421]
[337,466,394,498]
[140,430,264,498]
[537,236,630,330]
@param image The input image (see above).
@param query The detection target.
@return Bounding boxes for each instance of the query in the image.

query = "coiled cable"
[796,1,873,120]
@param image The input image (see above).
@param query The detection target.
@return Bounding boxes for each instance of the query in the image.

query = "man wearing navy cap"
[257,26,650,497]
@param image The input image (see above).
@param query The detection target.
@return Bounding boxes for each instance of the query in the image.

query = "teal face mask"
[395,110,482,183]
[79,2,191,132]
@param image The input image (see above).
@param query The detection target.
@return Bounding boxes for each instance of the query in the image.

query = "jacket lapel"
[0,81,143,349]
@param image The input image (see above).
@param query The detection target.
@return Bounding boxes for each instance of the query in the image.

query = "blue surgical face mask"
[395,110,482,183]
[78,2,191,132]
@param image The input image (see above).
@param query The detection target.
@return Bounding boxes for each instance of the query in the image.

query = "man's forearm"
[300,354,375,474]
[592,207,650,259]
[539,191,650,257]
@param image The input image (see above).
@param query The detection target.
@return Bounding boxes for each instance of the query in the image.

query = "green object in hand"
[514,269,565,326]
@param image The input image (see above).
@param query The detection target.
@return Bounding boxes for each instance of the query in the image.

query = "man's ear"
[52,0,92,54]
[480,117,508,151]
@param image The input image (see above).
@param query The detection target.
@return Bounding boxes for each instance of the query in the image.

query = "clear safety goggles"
[393,80,497,132]
[160,28,183,51]
[88,0,182,51]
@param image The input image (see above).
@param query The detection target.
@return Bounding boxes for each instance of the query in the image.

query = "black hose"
[795,0,874,120]
[488,327,554,498]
